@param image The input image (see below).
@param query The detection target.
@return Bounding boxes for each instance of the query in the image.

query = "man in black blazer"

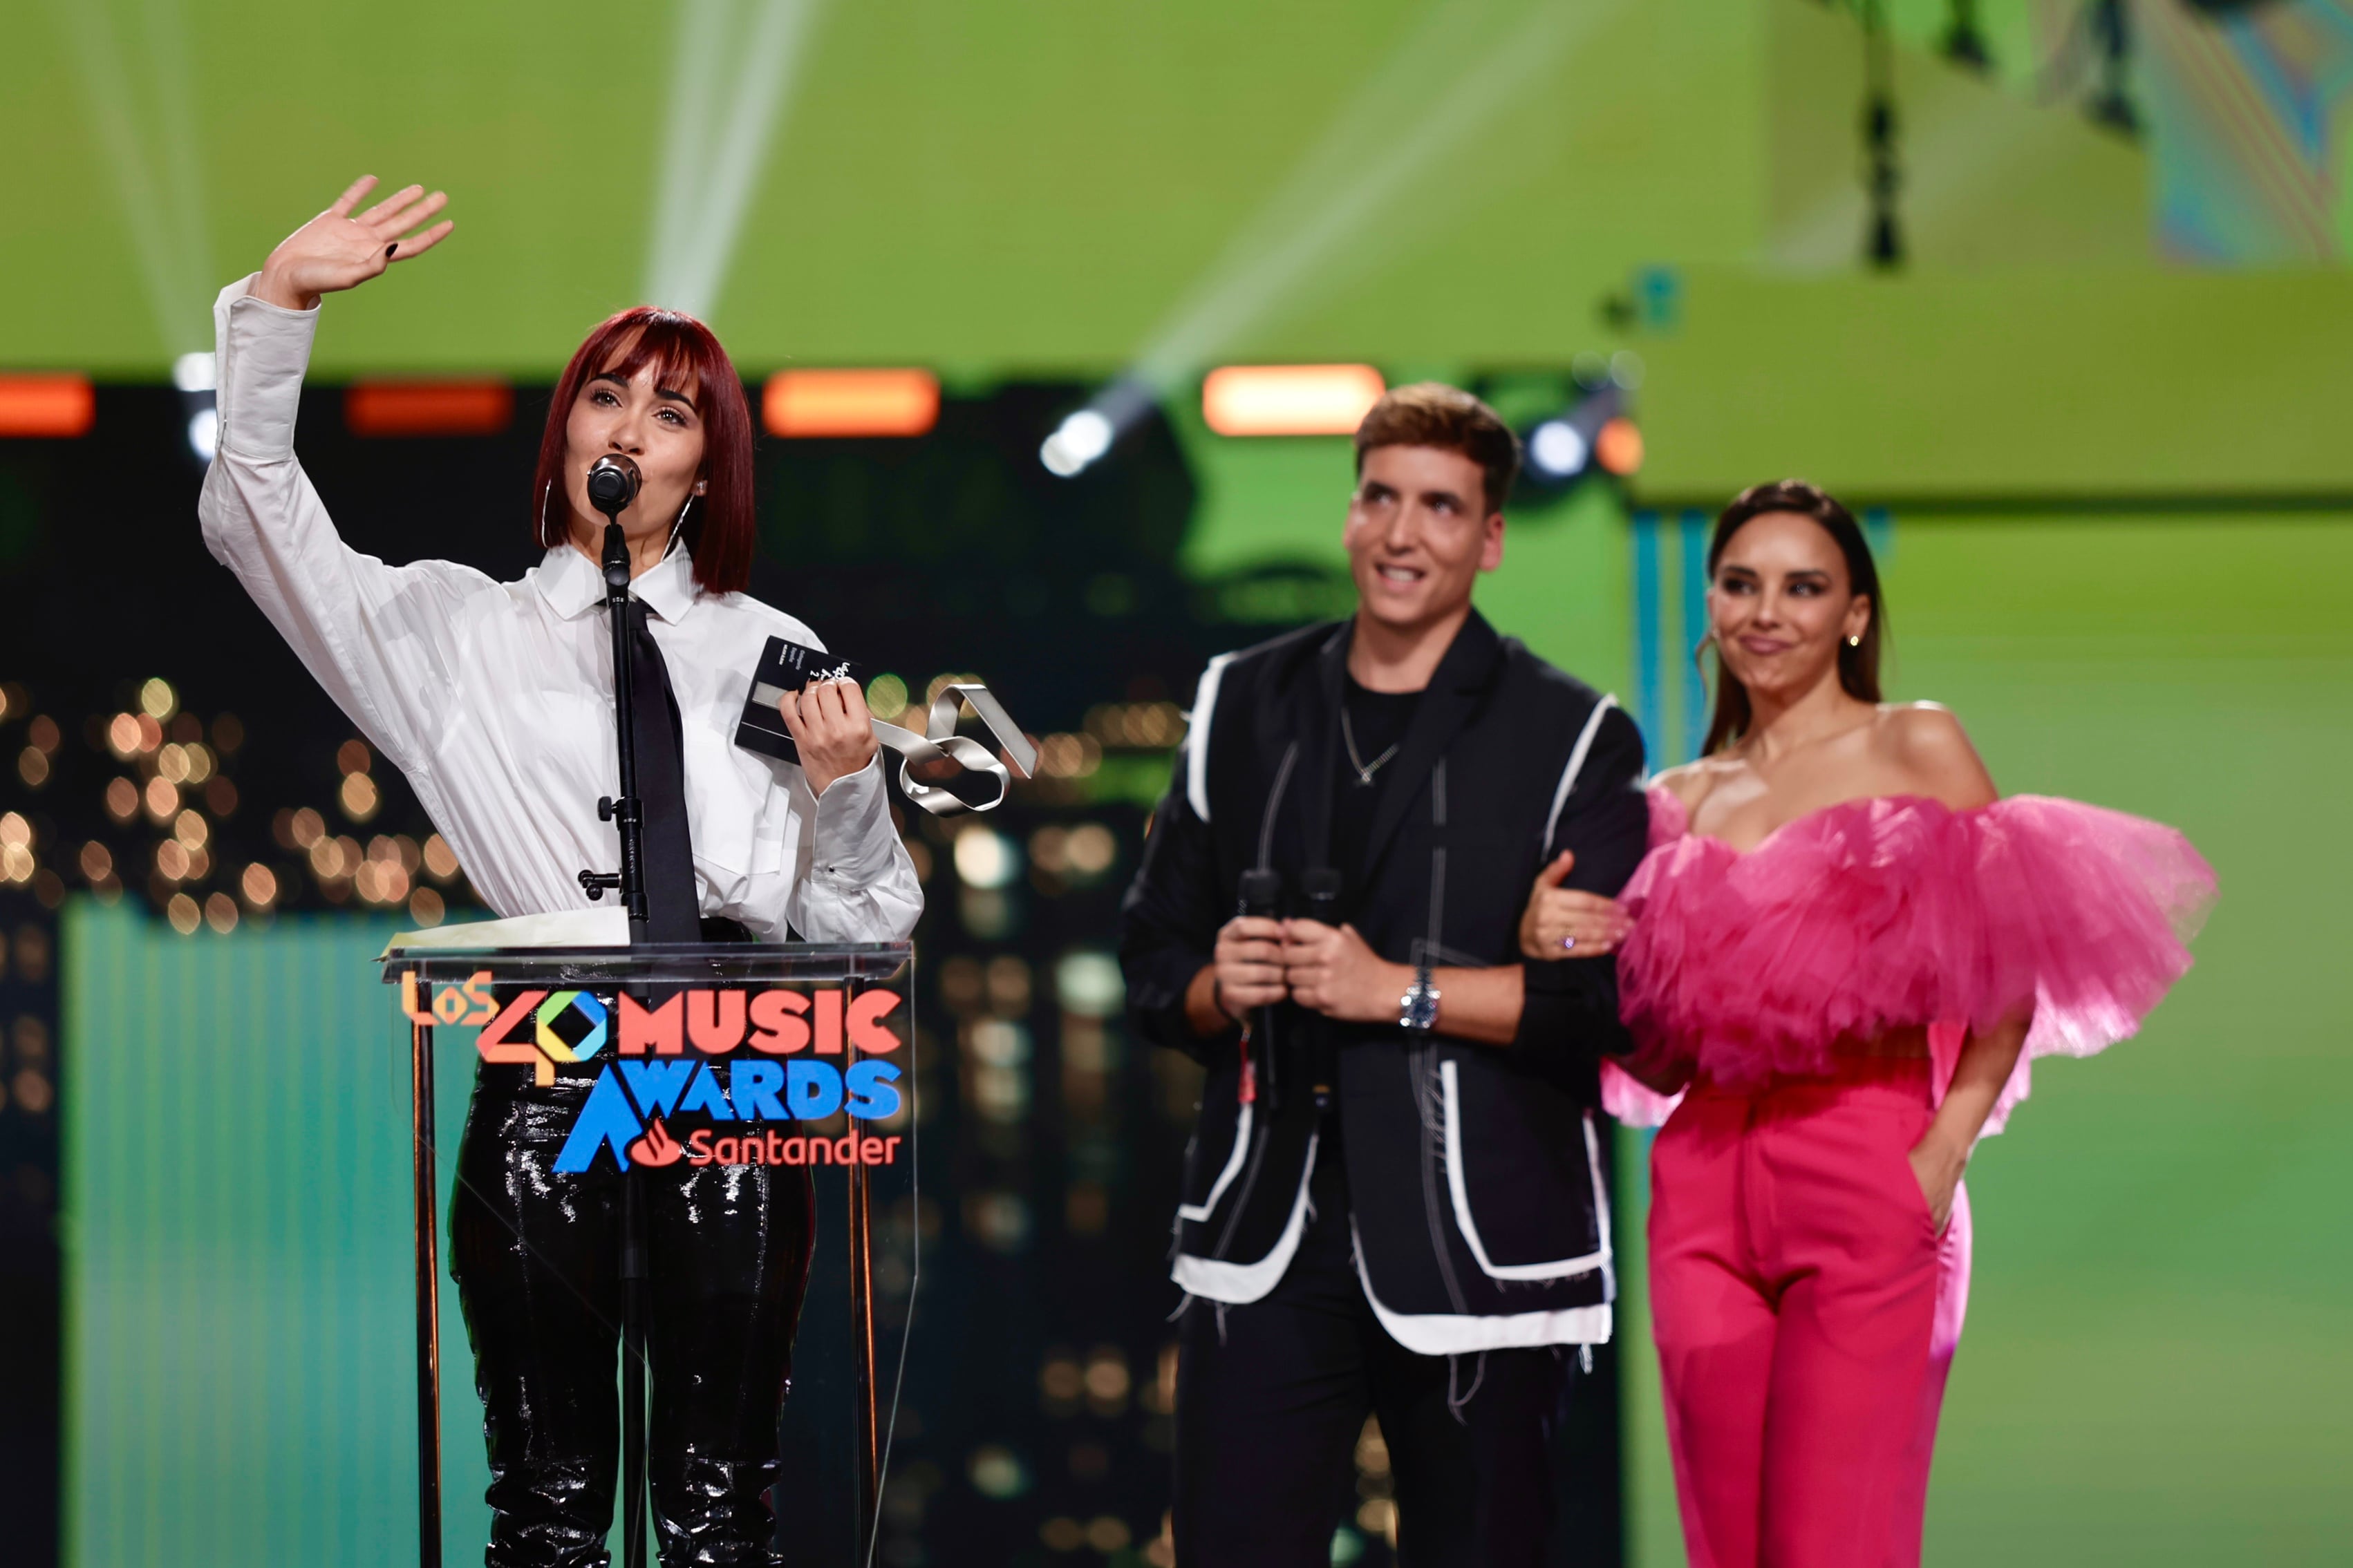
[1121,384,1649,1567]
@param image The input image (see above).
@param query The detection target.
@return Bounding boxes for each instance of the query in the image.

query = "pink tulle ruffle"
[1607,790,2215,1135]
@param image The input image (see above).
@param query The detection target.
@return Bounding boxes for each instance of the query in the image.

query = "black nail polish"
[386,243,399,257]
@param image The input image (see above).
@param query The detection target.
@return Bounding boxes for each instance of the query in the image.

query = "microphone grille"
[585,455,641,515]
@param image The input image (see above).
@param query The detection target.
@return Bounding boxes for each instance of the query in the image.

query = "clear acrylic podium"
[382,923,915,1568]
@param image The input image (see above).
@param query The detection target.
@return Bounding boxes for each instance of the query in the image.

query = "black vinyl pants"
[450,1068,816,1568]
[1173,1144,1571,1568]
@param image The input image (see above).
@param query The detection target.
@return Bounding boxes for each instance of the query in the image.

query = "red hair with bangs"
[532,305,758,596]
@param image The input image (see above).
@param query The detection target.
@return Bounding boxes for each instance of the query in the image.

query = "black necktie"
[626,599,702,945]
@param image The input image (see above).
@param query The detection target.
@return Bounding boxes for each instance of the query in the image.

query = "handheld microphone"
[1237,869,1282,921]
[1300,868,1344,1113]
[1237,869,1284,1110]
[586,454,642,520]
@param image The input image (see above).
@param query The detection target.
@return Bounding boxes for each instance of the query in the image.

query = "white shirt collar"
[532,540,701,625]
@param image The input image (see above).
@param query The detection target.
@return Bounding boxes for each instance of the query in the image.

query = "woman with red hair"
[199,178,920,1567]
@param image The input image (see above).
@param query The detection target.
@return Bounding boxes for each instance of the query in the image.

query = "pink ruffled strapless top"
[1600,788,2217,1135]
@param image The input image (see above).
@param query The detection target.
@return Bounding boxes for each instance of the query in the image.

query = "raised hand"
[1517,851,1631,960]
[255,176,454,311]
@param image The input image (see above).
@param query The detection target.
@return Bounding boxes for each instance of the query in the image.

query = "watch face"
[1402,983,1440,1031]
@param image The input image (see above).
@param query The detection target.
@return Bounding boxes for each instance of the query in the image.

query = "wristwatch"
[1399,962,1440,1032]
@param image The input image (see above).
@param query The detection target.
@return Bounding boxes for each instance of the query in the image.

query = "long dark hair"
[1699,480,1887,755]
[531,305,757,596]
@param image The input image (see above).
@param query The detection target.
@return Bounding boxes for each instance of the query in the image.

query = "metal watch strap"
[1400,961,1440,1032]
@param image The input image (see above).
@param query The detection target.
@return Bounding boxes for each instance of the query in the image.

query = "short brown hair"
[1352,383,1521,516]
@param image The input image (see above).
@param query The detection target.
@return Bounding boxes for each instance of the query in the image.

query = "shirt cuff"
[807,755,897,884]
[1130,952,1227,1063]
[214,274,320,463]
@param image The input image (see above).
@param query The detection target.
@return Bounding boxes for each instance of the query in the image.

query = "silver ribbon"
[750,679,1037,816]
[875,683,1038,815]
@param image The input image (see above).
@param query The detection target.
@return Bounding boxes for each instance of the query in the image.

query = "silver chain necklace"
[1340,708,1401,786]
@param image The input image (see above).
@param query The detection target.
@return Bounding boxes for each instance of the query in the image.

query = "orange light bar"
[345,379,514,437]
[1594,417,1644,476]
[0,375,95,437]
[763,369,940,437]
[1202,364,1385,437]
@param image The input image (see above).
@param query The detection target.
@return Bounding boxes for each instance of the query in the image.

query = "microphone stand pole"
[579,502,652,1568]
[581,514,649,933]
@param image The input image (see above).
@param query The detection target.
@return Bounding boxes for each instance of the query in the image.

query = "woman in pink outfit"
[1517,480,2215,1567]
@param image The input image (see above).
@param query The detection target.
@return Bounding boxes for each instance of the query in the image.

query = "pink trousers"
[1648,1059,1972,1568]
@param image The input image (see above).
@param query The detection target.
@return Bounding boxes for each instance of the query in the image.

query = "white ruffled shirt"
[196,276,921,943]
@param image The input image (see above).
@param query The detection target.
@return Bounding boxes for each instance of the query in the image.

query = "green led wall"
[62,905,491,1567]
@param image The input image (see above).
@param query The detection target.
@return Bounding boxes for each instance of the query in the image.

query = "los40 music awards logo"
[402,974,907,1173]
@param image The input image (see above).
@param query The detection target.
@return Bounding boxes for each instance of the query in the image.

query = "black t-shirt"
[1330,676,1422,887]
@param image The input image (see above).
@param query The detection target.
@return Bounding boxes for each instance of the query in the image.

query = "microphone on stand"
[587,453,641,515]
[1300,868,1344,1113]
[1237,869,1284,1111]
[576,448,649,912]
[575,449,659,1568]
[586,455,642,589]
[582,452,658,1567]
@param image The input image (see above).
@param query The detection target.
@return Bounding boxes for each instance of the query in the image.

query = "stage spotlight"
[762,369,939,438]
[173,352,220,463]
[0,375,95,438]
[186,406,218,462]
[1040,409,1115,478]
[346,380,514,438]
[1527,420,1588,481]
[1038,378,1159,478]
[1201,364,1385,437]
[1595,417,1644,477]
[1515,381,1627,495]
